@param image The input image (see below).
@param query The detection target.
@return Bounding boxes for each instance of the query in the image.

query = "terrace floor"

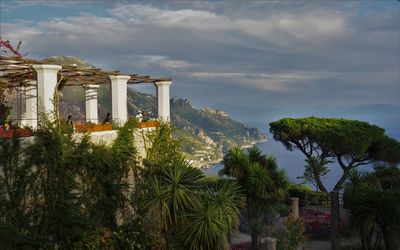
[230,232,359,250]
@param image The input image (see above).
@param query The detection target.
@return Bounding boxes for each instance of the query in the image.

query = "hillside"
[58,85,266,167]
[46,56,267,167]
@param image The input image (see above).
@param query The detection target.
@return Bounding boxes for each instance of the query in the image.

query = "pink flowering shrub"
[300,208,349,239]
[0,39,23,58]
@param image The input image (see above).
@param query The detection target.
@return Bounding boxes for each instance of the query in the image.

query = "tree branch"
[312,167,328,192]
[333,169,349,191]
[336,155,349,171]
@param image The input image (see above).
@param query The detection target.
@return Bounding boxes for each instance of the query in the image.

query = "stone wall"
[72,128,155,160]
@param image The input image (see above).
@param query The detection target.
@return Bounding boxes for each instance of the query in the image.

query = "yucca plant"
[221,146,289,250]
[144,157,203,248]
[344,167,400,250]
[181,180,244,250]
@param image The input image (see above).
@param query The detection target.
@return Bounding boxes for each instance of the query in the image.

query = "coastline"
[199,138,268,169]
[241,138,268,149]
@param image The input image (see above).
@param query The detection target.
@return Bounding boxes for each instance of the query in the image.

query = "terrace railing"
[2,118,160,136]
[74,123,113,133]
[0,128,33,138]
[136,120,160,128]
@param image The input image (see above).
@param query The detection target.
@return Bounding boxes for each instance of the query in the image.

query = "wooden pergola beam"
[0,55,169,88]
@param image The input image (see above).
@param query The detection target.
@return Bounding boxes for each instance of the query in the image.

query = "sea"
[201,139,374,191]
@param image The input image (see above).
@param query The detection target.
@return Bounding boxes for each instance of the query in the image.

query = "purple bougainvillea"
[0,39,23,58]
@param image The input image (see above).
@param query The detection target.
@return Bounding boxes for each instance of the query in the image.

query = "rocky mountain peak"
[171,97,192,107]
[202,107,229,118]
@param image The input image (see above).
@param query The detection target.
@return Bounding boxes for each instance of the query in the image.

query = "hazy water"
[202,139,373,191]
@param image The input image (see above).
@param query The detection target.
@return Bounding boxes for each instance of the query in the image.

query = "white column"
[290,197,299,218]
[83,84,99,124]
[154,80,172,121]
[24,80,38,128]
[109,75,130,125]
[32,64,62,116]
[14,85,25,127]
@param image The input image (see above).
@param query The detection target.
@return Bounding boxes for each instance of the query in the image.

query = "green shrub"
[276,217,307,250]
[199,175,220,188]
[72,228,115,250]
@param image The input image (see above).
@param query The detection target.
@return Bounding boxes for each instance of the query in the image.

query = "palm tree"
[144,157,203,248]
[180,180,244,250]
[343,167,400,250]
[220,146,249,184]
[221,146,289,250]
[247,157,289,249]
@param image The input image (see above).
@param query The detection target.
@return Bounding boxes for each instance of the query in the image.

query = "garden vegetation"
[0,107,244,249]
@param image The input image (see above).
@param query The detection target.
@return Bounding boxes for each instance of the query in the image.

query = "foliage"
[199,175,220,188]
[301,156,331,190]
[144,158,203,240]
[143,122,182,174]
[113,218,154,250]
[0,107,246,249]
[287,183,312,201]
[221,146,289,250]
[0,113,145,249]
[77,118,139,230]
[343,166,400,250]
[287,184,331,208]
[73,218,152,250]
[141,123,244,249]
[0,81,11,125]
[181,180,244,250]
[0,112,88,248]
[72,228,115,250]
[276,217,307,250]
[300,208,349,239]
[270,117,400,192]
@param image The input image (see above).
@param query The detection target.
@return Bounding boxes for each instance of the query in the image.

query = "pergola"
[0,56,172,128]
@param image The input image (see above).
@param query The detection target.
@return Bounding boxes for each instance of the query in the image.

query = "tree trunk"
[360,225,368,250]
[251,231,260,250]
[313,171,327,192]
[333,170,349,191]
[307,156,328,192]
[330,191,340,250]
[382,226,397,250]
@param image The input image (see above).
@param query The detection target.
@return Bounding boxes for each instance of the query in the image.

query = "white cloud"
[137,55,194,70]
[1,0,90,12]
[109,3,347,45]
[189,71,333,92]
[190,71,331,80]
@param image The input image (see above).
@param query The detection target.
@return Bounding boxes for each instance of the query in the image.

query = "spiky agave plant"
[180,180,244,250]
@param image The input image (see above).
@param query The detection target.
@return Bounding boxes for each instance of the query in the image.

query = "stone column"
[32,64,62,117]
[109,75,130,125]
[154,80,172,121]
[16,85,25,123]
[290,197,299,218]
[24,80,38,128]
[262,237,277,250]
[83,84,99,124]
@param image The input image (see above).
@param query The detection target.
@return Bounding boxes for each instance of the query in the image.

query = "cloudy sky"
[1,0,399,137]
